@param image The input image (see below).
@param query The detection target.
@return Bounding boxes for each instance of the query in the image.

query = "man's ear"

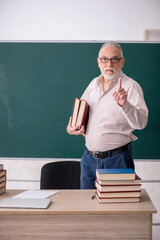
[97,57,100,68]
[121,58,125,68]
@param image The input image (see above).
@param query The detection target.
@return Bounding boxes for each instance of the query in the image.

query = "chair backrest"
[40,161,81,189]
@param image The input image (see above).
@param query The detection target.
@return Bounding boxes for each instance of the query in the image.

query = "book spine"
[0,164,3,170]
[80,102,89,128]
[71,98,80,128]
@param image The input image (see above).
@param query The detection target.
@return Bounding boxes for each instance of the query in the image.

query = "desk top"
[0,189,157,215]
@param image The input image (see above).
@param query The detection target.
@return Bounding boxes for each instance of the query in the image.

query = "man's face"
[97,46,125,80]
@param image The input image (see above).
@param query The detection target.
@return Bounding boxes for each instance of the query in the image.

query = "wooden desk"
[0,189,157,240]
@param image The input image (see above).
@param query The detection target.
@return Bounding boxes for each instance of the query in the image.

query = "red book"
[71,98,89,129]
[96,189,141,198]
[95,180,141,192]
[0,164,3,170]
[0,170,6,178]
[0,181,6,189]
[0,187,6,195]
[0,175,6,183]
[96,175,141,186]
[95,176,141,192]
[0,170,7,195]
[95,192,140,203]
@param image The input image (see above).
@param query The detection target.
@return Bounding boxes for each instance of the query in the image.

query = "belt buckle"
[92,151,100,159]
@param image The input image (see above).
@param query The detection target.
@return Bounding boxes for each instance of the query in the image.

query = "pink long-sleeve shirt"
[81,71,148,152]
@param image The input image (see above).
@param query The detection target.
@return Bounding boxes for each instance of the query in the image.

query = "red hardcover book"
[0,181,6,189]
[95,177,141,192]
[96,189,141,198]
[71,98,89,129]
[0,164,3,170]
[0,187,6,195]
[0,175,6,183]
[0,170,6,178]
[96,175,141,186]
[95,192,140,203]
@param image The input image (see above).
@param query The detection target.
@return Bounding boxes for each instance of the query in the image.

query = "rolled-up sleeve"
[121,83,148,130]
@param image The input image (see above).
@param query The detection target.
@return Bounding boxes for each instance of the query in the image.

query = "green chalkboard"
[0,42,159,159]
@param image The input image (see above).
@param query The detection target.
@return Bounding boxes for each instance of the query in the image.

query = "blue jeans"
[80,148,135,189]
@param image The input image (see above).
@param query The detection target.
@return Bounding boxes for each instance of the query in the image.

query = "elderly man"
[67,41,148,189]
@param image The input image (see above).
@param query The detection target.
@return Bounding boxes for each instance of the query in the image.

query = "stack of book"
[95,168,141,203]
[0,164,7,195]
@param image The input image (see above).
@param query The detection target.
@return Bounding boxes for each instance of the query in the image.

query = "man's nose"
[106,59,113,67]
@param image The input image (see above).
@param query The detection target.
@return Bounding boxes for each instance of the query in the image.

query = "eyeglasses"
[98,57,123,63]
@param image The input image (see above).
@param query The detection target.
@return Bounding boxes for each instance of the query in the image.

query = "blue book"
[96,168,135,181]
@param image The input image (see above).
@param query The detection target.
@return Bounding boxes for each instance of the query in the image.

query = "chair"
[40,161,81,189]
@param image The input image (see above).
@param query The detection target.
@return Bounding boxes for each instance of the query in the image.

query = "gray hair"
[98,41,123,58]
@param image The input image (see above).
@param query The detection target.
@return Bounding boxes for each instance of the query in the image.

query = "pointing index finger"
[118,78,122,89]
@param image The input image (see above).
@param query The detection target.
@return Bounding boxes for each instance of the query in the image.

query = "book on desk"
[96,168,136,180]
[0,165,7,195]
[95,169,141,203]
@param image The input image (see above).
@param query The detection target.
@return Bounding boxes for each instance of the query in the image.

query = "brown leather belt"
[88,143,131,159]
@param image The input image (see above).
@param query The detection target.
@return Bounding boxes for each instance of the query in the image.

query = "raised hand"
[112,78,127,107]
